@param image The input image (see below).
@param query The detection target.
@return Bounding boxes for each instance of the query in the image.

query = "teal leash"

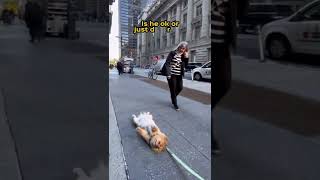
[166,147,205,180]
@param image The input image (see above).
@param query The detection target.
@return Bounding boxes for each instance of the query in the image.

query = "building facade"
[137,0,211,66]
[119,0,148,59]
[108,0,115,34]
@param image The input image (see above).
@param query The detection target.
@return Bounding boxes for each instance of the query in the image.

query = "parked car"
[261,0,320,59]
[185,62,203,72]
[191,61,211,81]
[123,60,134,74]
[239,3,295,34]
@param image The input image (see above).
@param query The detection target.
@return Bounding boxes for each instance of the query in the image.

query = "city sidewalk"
[232,55,320,102]
[134,68,211,94]
[109,93,127,180]
[109,70,211,180]
[0,23,108,180]
[134,56,320,102]
[214,107,320,180]
[214,56,320,179]
[0,89,22,180]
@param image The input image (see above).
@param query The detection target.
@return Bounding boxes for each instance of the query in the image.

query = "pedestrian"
[2,9,11,24]
[24,1,43,43]
[212,0,249,156]
[116,61,123,75]
[161,41,189,111]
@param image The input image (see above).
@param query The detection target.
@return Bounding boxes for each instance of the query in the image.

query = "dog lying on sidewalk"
[132,112,168,153]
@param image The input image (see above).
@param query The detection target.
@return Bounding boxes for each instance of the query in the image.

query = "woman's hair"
[174,41,189,53]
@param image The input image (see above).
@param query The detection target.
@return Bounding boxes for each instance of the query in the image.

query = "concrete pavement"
[0,23,108,179]
[134,68,211,94]
[214,108,320,180]
[214,56,320,179]
[109,70,211,180]
[0,89,22,180]
[232,56,320,102]
[109,93,127,180]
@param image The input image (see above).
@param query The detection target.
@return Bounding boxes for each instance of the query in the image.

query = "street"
[213,56,320,180]
[109,69,211,180]
[0,22,108,180]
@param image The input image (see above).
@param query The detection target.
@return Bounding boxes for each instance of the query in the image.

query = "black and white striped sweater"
[212,0,229,44]
[170,53,182,75]
[161,51,189,77]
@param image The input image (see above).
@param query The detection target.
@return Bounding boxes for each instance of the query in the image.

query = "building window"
[163,37,167,48]
[183,1,188,8]
[191,50,196,62]
[171,33,175,45]
[163,15,167,21]
[195,26,201,40]
[196,4,202,17]
[181,31,186,41]
[183,14,187,25]
[172,6,176,17]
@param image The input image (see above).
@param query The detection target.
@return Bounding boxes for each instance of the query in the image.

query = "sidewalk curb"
[109,93,128,180]
[231,55,320,102]
[133,68,211,94]
[0,88,23,180]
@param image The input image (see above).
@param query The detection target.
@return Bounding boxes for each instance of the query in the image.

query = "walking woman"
[161,41,189,111]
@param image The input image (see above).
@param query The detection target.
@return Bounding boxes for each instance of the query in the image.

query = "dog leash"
[166,147,205,180]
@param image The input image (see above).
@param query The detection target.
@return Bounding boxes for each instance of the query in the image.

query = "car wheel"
[267,34,291,59]
[194,73,202,81]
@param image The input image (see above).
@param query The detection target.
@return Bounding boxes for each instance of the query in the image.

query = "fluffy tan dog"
[132,112,168,153]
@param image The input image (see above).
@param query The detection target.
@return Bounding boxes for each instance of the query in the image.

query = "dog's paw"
[136,127,146,135]
[136,127,142,132]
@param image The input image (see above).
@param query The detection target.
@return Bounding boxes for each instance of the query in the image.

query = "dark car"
[185,62,203,72]
[239,3,295,34]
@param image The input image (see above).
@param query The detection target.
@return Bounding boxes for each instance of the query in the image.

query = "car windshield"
[202,62,210,67]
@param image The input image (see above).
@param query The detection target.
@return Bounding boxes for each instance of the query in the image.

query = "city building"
[108,0,115,34]
[73,0,106,21]
[119,0,148,59]
[137,0,211,67]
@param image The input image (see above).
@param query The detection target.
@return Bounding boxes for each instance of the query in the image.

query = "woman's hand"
[167,76,171,79]
[183,51,189,58]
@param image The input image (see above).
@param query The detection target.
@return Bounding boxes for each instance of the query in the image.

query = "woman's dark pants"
[167,75,183,106]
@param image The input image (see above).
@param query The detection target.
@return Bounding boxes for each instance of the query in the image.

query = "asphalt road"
[0,23,108,180]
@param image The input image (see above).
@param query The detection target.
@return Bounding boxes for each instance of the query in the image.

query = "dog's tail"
[132,114,138,125]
